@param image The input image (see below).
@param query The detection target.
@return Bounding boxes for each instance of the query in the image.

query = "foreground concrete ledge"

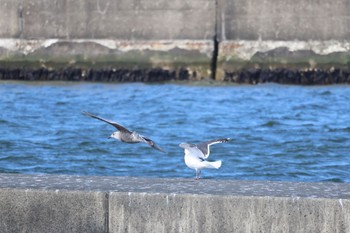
[0,173,350,233]
[1,173,350,198]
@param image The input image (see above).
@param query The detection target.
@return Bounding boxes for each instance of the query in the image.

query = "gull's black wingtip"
[82,110,90,116]
[82,111,98,119]
[220,138,232,143]
[155,146,167,154]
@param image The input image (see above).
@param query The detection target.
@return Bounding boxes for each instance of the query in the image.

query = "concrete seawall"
[0,0,215,80]
[0,0,350,82]
[216,0,350,82]
[0,173,350,233]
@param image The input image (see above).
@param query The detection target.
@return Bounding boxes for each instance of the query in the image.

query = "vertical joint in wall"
[104,192,110,233]
[210,0,220,80]
[18,4,24,39]
[210,35,219,80]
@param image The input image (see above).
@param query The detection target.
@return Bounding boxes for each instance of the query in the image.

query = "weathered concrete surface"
[217,0,350,41]
[0,0,21,38]
[0,188,108,233]
[216,41,350,80]
[2,173,350,197]
[0,0,215,80]
[1,0,215,40]
[0,173,350,233]
[216,0,350,80]
[0,39,214,80]
[110,193,350,233]
[1,0,350,81]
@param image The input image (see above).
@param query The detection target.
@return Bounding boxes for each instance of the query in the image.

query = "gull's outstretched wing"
[197,138,231,159]
[141,136,166,153]
[82,111,132,133]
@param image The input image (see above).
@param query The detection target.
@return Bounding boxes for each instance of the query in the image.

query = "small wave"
[0,155,14,161]
[0,169,20,174]
[321,178,344,183]
[292,103,324,110]
[55,101,67,106]
[54,130,67,136]
[0,140,14,149]
[319,90,332,96]
[326,126,350,132]
[0,119,9,124]
[0,154,41,162]
[301,123,315,127]
[85,148,110,154]
[260,120,281,127]
[78,141,92,147]
[289,171,313,178]
[328,137,348,143]
[0,118,21,128]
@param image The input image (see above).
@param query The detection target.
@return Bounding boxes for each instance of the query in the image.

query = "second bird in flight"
[83,111,166,153]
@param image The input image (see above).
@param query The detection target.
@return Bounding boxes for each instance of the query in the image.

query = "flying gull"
[83,111,165,153]
[179,138,231,179]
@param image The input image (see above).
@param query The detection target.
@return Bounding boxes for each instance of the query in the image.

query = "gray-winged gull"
[83,111,165,153]
[179,138,231,179]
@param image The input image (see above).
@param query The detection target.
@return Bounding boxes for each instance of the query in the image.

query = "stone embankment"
[0,0,350,83]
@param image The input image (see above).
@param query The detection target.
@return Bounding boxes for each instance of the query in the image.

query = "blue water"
[1,81,350,182]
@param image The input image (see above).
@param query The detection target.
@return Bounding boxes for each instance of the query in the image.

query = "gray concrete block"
[22,0,68,39]
[0,188,108,233]
[109,193,350,233]
[218,0,350,41]
[72,0,214,40]
[0,0,21,38]
[19,0,215,40]
[0,174,350,233]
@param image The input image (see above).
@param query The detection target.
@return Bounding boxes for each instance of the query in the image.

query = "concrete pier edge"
[0,173,350,233]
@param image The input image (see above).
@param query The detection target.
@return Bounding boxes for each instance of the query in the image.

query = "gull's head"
[179,142,191,149]
[108,131,121,141]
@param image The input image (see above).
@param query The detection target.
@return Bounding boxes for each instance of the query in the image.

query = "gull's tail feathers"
[203,160,222,169]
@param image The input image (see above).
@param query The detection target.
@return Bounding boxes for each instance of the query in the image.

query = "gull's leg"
[195,169,201,180]
[195,169,199,180]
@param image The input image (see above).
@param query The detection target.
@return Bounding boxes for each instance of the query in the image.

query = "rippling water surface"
[1,81,350,182]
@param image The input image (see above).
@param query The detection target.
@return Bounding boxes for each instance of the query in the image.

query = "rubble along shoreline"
[0,67,350,85]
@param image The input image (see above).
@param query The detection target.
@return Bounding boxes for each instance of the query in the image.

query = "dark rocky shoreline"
[1,67,350,84]
[0,67,190,82]
[225,68,350,85]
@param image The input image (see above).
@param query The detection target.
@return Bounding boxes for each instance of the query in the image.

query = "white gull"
[179,138,231,179]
